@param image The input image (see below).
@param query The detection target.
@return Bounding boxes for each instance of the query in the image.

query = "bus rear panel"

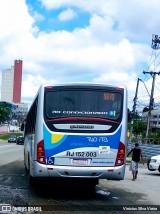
[25,84,127,182]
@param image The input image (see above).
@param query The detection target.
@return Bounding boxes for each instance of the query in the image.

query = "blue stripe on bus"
[43,125,122,158]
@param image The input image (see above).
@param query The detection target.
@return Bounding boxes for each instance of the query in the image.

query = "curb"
[0,139,6,143]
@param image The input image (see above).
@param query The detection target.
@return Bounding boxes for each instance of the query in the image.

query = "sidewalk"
[0,139,6,143]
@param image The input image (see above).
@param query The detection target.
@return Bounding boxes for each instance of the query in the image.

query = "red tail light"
[115,142,125,166]
[37,140,46,164]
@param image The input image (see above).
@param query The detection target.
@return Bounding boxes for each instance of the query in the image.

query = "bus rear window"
[44,90,123,121]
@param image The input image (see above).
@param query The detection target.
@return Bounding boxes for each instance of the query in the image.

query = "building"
[1,66,14,103]
[142,109,160,130]
[12,103,28,126]
[0,60,28,129]
[1,59,22,103]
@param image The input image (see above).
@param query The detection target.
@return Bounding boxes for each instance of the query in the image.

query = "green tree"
[0,103,11,124]
[128,120,147,137]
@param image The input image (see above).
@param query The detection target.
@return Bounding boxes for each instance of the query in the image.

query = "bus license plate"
[71,159,89,165]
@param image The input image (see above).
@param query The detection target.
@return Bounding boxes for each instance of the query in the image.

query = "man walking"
[127,143,144,181]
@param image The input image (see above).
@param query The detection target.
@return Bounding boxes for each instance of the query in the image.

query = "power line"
[147,49,160,71]
[143,71,160,137]
[129,34,160,142]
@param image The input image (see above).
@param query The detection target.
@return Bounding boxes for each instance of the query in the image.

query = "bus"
[24,83,128,186]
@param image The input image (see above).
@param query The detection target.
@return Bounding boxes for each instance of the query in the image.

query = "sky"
[1,0,160,113]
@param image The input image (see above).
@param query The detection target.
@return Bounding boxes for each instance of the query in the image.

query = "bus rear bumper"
[33,162,125,180]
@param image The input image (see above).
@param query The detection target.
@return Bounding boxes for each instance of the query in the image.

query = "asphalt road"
[0,141,23,166]
[0,141,160,214]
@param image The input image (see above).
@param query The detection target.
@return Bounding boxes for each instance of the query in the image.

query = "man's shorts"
[129,160,138,171]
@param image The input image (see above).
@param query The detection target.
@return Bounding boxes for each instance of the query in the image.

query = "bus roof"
[40,82,126,90]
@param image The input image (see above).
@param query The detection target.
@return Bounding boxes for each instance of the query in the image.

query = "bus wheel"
[84,179,98,190]
[24,159,28,171]
[28,157,35,185]
[24,164,28,171]
[24,152,28,171]
[90,179,99,188]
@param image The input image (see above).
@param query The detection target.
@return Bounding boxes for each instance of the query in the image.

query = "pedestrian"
[127,143,144,181]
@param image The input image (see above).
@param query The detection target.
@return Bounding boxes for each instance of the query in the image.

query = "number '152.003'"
[66,151,97,157]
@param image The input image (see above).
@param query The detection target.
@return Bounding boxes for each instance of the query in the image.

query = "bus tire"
[24,164,28,171]
[28,156,35,185]
[24,156,28,171]
[85,179,98,189]
[90,179,99,187]
[24,152,28,171]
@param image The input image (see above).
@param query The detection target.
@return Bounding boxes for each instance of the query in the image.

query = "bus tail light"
[37,140,46,164]
[115,142,125,166]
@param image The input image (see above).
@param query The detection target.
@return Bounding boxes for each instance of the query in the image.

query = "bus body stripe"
[43,124,122,158]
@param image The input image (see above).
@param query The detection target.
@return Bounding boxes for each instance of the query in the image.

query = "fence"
[130,137,160,144]
[127,142,160,159]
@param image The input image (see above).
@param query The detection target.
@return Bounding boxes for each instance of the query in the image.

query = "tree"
[133,120,147,137]
[128,120,147,137]
[0,103,11,124]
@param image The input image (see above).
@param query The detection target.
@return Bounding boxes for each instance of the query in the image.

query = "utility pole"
[143,34,160,139]
[129,78,141,142]
[143,71,160,138]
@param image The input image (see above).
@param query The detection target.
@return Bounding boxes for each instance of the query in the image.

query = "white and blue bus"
[24,83,128,186]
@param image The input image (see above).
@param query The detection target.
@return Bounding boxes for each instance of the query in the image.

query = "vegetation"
[0,132,23,141]
[148,130,160,138]
[128,108,160,144]
[0,102,23,141]
[0,103,11,124]
[128,120,147,137]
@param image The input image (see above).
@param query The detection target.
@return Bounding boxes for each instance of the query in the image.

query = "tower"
[12,59,23,103]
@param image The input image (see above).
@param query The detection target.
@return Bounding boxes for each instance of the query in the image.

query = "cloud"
[0,0,34,39]
[0,0,37,67]
[39,0,117,16]
[114,0,160,42]
[22,74,57,102]
[33,11,45,22]
[40,0,160,42]
[58,8,77,21]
